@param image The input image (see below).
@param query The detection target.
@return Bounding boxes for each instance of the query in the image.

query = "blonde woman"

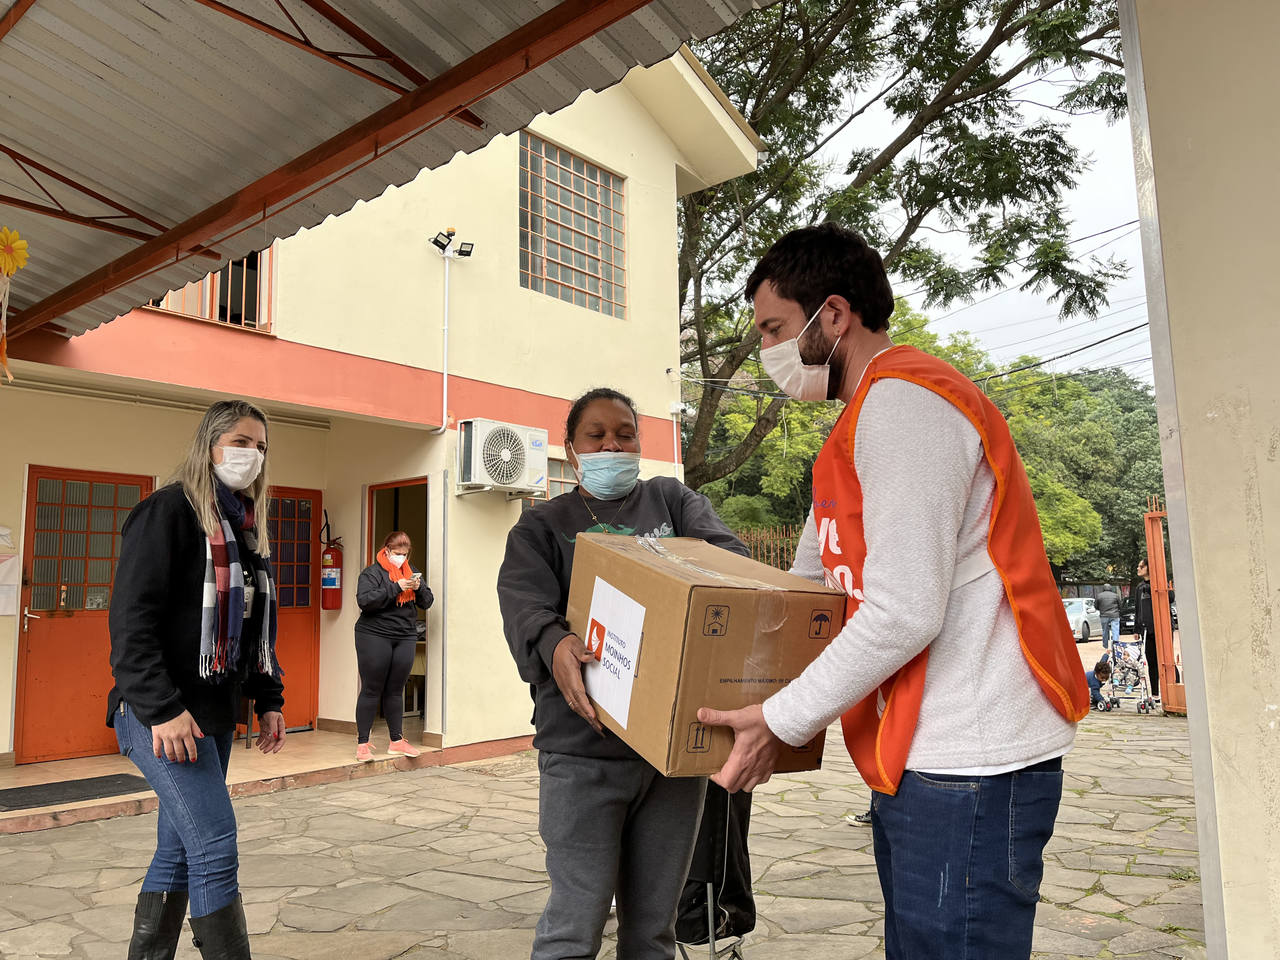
[108,399,285,960]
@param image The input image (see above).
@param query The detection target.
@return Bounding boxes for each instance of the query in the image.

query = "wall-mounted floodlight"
[431,227,474,437]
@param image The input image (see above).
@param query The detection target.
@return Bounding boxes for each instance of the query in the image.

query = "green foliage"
[703,304,1164,575]
[984,356,1164,577]
[1026,465,1103,564]
[716,494,782,529]
[680,0,1126,489]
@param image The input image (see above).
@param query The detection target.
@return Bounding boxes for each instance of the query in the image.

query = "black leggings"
[1144,629,1161,698]
[354,630,416,743]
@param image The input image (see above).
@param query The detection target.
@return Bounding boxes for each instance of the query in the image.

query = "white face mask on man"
[759,300,841,402]
[213,446,264,491]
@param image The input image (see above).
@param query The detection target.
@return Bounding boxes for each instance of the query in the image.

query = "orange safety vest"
[811,345,1089,795]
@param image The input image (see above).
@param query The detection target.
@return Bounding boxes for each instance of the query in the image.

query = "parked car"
[1118,596,1178,634]
[1062,597,1103,643]
[1120,598,1136,635]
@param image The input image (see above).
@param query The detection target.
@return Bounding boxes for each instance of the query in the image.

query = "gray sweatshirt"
[497,476,747,760]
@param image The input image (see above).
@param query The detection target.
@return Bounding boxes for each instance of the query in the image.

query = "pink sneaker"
[355,742,375,763]
[387,739,421,758]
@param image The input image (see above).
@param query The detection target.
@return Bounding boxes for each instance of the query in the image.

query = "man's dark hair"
[565,387,638,441]
[745,223,895,332]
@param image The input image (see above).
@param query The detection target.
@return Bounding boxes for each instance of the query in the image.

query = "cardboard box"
[566,533,846,777]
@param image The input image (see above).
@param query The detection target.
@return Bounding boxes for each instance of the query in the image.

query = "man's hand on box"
[553,634,605,736]
[697,703,783,793]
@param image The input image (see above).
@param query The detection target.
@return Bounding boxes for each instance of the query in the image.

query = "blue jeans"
[114,703,238,918]
[1101,617,1119,649]
[871,757,1063,960]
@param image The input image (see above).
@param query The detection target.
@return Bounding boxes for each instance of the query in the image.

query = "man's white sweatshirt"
[762,378,1076,774]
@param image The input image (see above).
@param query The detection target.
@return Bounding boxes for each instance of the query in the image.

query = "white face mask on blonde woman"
[213,447,263,491]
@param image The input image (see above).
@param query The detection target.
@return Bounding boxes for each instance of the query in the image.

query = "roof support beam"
[0,142,221,258]
[189,0,407,95]
[0,0,37,44]
[295,0,486,130]
[0,194,157,243]
[10,0,653,338]
[191,0,484,129]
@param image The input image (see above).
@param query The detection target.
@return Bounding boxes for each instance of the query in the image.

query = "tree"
[680,0,1125,490]
[698,303,993,527]
[984,360,1163,578]
[699,303,1164,582]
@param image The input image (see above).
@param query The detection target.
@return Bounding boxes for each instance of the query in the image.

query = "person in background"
[700,224,1089,960]
[354,531,434,761]
[108,399,286,960]
[1096,584,1121,651]
[1087,657,1112,709]
[498,386,748,960]
[1132,557,1162,703]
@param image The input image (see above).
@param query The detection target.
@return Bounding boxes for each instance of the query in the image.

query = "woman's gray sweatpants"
[532,751,708,960]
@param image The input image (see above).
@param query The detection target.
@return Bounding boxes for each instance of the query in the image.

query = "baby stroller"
[1109,639,1159,714]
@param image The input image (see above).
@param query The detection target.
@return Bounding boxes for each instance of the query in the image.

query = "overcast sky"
[823,74,1152,385]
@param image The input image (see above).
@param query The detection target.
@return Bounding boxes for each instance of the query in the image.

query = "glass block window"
[267,495,314,608]
[29,477,141,611]
[519,131,627,318]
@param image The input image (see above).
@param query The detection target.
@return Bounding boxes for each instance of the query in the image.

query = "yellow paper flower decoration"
[0,227,29,276]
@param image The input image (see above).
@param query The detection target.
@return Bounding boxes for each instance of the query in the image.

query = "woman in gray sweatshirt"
[498,387,746,960]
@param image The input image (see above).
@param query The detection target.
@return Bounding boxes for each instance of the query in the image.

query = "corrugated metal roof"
[0,0,765,337]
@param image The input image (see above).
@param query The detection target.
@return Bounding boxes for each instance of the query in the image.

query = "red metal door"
[15,467,154,763]
[266,487,321,729]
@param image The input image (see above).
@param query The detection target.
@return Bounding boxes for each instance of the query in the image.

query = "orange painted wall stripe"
[11,309,681,462]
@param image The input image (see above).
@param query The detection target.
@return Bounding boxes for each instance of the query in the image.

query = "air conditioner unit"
[456,418,549,496]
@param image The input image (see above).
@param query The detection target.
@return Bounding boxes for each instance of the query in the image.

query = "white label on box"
[582,575,646,728]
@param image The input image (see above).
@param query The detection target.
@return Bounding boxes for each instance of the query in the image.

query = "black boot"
[127,890,188,960]
[188,896,251,959]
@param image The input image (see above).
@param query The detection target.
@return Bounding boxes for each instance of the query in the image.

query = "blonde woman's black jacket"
[106,484,285,733]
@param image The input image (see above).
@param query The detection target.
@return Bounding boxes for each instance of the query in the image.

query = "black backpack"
[675,783,756,945]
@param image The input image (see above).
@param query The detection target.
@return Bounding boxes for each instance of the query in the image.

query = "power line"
[679,372,790,400]
[892,224,1141,337]
[984,302,1149,357]
[702,355,1155,454]
[898,291,1147,341]
[893,221,1139,304]
[683,321,1152,411]
[978,322,1150,382]
[985,356,1153,398]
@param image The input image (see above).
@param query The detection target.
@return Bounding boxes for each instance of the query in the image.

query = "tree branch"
[686,398,788,488]
[1084,50,1123,68]
[849,0,1068,190]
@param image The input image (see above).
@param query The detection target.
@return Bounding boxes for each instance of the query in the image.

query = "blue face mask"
[571,447,641,500]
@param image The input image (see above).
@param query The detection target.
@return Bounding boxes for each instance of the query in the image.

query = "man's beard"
[798,322,842,400]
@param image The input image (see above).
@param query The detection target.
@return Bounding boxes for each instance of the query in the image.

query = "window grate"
[519,131,626,318]
[29,478,140,611]
[523,458,577,509]
[267,495,314,608]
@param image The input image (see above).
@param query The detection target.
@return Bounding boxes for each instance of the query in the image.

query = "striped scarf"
[199,482,279,680]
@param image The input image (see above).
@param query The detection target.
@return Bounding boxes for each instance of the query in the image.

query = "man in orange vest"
[698,224,1089,959]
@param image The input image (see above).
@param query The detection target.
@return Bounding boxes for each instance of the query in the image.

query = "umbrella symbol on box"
[703,605,729,636]
[809,611,833,639]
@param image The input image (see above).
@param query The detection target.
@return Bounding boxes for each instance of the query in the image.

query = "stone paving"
[0,707,1205,959]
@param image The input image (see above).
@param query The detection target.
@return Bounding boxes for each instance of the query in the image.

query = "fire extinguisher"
[320,510,343,611]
